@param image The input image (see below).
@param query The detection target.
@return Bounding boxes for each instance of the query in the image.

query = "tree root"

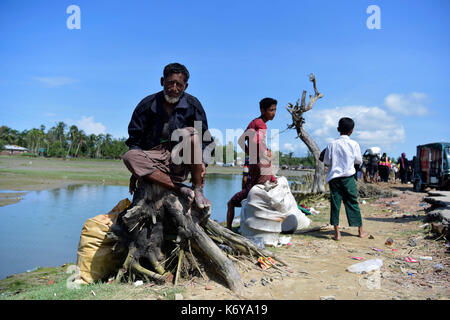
[112,180,289,294]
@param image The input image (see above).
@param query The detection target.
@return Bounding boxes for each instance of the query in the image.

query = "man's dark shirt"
[126,91,213,159]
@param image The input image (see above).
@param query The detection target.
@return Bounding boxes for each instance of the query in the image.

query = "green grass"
[0,264,185,300]
[0,168,130,185]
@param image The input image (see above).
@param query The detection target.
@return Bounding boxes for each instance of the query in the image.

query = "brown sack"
[76,198,130,284]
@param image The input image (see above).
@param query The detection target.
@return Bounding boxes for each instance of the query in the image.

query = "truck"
[413,142,450,192]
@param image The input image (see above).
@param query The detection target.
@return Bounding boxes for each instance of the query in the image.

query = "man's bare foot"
[332,226,341,241]
[193,185,212,209]
[332,233,341,241]
[358,231,368,238]
[358,226,367,238]
[177,185,195,204]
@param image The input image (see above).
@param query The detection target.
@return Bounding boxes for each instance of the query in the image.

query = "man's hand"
[129,175,137,195]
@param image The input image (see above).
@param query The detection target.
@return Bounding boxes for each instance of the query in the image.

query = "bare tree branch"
[286,73,326,193]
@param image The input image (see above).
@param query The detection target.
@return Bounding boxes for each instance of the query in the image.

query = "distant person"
[398,152,408,184]
[392,161,399,183]
[323,117,367,241]
[123,63,212,209]
[407,158,414,183]
[226,98,277,230]
[379,152,390,182]
[361,150,370,183]
[367,151,380,183]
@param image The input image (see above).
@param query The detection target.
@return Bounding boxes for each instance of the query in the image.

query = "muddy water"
[0,174,243,279]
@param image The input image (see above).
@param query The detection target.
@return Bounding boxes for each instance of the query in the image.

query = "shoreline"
[0,155,313,207]
[2,182,449,300]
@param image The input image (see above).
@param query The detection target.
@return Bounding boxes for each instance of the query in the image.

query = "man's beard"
[164,92,181,104]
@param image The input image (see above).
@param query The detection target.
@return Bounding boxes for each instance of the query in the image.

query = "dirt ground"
[1,156,448,300]
[177,183,449,300]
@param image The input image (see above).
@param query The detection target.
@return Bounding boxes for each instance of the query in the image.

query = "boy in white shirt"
[323,117,367,241]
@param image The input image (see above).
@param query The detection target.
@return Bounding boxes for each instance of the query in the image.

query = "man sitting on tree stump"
[123,63,212,209]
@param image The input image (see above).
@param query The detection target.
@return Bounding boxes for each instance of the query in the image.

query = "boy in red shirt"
[226,98,277,230]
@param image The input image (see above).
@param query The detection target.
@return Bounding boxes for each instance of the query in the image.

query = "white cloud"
[283,143,295,152]
[33,76,79,88]
[384,92,429,116]
[305,105,406,153]
[76,116,106,135]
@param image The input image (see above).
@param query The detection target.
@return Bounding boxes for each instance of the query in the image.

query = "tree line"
[0,122,128,159]
[1,123,315,166]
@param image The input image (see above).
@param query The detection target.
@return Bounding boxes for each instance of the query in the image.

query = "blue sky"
[1,0,449,160]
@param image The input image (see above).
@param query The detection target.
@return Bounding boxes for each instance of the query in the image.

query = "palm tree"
[95,134,105,158]
[55,122,67,147]
[74,130,87,158]
[66,125,79,158]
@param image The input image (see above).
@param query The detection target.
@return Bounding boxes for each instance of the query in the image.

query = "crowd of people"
[357,149,415,184]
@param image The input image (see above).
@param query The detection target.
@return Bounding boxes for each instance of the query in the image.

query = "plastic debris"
[419,256,432,261]
[347,258,383,274]
[133,280,144,287]
[385,238,394,246]
[258,256,276,270]
[349,256,364,261]
[278,236,291,246]
[405,257,418,263]
[370,247,383,252]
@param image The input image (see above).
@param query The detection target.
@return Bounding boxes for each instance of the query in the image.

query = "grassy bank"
[0,263,184,300]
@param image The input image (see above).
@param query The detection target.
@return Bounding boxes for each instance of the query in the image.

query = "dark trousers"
[400,168,407,184]
[379,166,390,182]
[329,176,362,227]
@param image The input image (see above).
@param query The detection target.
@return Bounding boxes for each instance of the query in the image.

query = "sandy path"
[181,186,449,300]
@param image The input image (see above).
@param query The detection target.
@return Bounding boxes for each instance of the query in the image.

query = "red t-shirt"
[244,117,268,164]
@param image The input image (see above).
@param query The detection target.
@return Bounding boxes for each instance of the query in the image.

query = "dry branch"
[286,73,325,193]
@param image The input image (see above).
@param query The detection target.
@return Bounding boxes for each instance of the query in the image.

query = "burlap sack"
[76,198,130,284]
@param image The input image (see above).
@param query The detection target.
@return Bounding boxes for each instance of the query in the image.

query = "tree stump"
[108,180,287,295]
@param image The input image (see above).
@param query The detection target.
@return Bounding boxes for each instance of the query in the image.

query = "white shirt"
[323,135,362,183]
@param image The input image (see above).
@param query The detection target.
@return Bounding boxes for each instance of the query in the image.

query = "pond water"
[0,173,244,280]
